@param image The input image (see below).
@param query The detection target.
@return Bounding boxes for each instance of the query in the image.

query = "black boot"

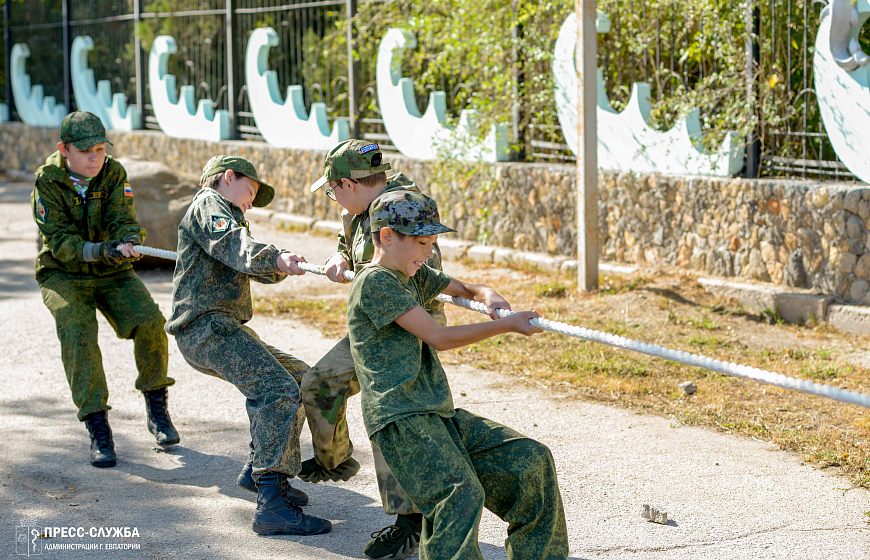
[252,472,331,536]
[363,513,423,560]
[143,387,180,446]
[237,444,309,506]
[83,411,116,468]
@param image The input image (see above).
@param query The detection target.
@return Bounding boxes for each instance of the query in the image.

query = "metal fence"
[0,0,860,181]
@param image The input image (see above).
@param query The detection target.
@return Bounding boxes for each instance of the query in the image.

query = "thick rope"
[133,245,870,409]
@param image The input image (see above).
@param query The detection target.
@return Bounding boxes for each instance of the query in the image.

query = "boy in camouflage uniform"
[304,139,445,559]
[165,155,331,536]
[33,111,179,469]
[347,190,568,560]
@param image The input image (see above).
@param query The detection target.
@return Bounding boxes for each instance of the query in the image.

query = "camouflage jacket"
[331,173,445,321]
[165,188,286,335]
[32,151,144,284]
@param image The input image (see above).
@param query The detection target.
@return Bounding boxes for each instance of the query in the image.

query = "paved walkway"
[1,176,868,559]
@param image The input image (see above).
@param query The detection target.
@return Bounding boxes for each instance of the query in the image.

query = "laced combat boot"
[297,456,360,483]
[237,444,309,506]
[363,513,423,560]
[143,387,180,446]
[251,472,331,536]
[83,411,116,468]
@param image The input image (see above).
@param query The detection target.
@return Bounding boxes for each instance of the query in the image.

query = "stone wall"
[3,122,869,304]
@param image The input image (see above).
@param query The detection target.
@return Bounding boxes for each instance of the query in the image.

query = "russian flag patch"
[36,197,46,221]
[124,183,133,197]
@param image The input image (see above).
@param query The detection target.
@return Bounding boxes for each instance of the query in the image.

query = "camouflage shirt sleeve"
[32,178,87,262]
[330,209,353,266]
[189,193,283,277]
[101,160,145,244]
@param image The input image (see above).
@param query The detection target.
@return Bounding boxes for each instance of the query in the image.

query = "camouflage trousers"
[174,313,307,481]
[300,335,419,515]
[371,409,569,560]
[40,272,173,421]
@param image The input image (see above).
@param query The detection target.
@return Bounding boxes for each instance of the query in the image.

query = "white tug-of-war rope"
[134,244,870,409]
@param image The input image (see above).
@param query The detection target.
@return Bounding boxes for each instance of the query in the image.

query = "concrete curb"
[698,278,833,326]
[826,304,870,335]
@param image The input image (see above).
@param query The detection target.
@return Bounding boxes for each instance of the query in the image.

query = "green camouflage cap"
[309,139,392,192]
[370,190,456,236]
[200,155,275,207]
[60,111,113,151]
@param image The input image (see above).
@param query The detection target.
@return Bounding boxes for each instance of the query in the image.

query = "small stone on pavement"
[641,504,668,525]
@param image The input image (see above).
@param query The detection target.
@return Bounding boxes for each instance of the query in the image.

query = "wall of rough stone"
[3,122,869,304]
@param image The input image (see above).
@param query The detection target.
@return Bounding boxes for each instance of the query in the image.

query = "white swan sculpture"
[71,36,141,130]
[10,43,67,128]
[376,28,508,162]
[245,27,348,150]
[553,13,744,176]
[148,35,230,141]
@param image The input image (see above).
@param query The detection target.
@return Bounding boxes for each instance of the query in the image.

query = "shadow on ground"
[0,396,386,559]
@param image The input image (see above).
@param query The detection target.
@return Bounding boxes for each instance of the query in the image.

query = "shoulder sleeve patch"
[211,215,231,233]
[36,197,47,222]
[360,143,379,154]
[123,183,133,197]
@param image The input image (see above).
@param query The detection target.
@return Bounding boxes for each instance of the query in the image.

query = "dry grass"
[254,262,870,488]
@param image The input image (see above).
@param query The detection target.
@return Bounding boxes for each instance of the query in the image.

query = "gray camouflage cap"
[370,190,456,236]
[60,111,113,151]
[200,155,275,207]
[309,139,392,192]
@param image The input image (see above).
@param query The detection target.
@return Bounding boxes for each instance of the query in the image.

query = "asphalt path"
[0,175,868,559]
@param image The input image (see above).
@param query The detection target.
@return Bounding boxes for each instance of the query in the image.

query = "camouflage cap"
[370,190,456,236]
[60,111,113,151]
[200,155,275,207]
[309,139,392,192]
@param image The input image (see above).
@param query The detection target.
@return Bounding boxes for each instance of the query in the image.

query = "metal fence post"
[346,0,359,138]
[511,0,525,161]
[577,0,599,292]
[744,0,761,178]
[3,0,12,117]
[225,0,239,139]
[62,0,71,111]
[133,0,145,119]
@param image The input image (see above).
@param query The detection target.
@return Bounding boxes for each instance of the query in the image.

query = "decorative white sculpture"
[0,104,8,122]
[245,27,348,150]
[815,1,870,183]
[376,28,509,162]
[827,0,870,70]
[554,13,744,176]
[71,36,141,130]
[10,43,67,128]
[148,35,230,141]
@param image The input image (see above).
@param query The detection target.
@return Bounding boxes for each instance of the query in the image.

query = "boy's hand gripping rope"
[133,245,870,409]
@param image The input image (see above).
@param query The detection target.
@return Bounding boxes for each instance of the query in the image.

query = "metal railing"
[0,0,861,181]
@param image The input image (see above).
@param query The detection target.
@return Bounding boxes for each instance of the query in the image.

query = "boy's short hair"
[357,172,387,189]
[370,190,456,236]
[371,228,406,248]
[202,171,248,192]
[200,155,275,207]
[309,140,391,193]
[60,111,112,151]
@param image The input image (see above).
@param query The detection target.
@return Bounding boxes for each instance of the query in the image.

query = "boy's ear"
[57,142,69,157]
[343,177,359,194]
[380,227,394,247]
[223,169,235,184]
